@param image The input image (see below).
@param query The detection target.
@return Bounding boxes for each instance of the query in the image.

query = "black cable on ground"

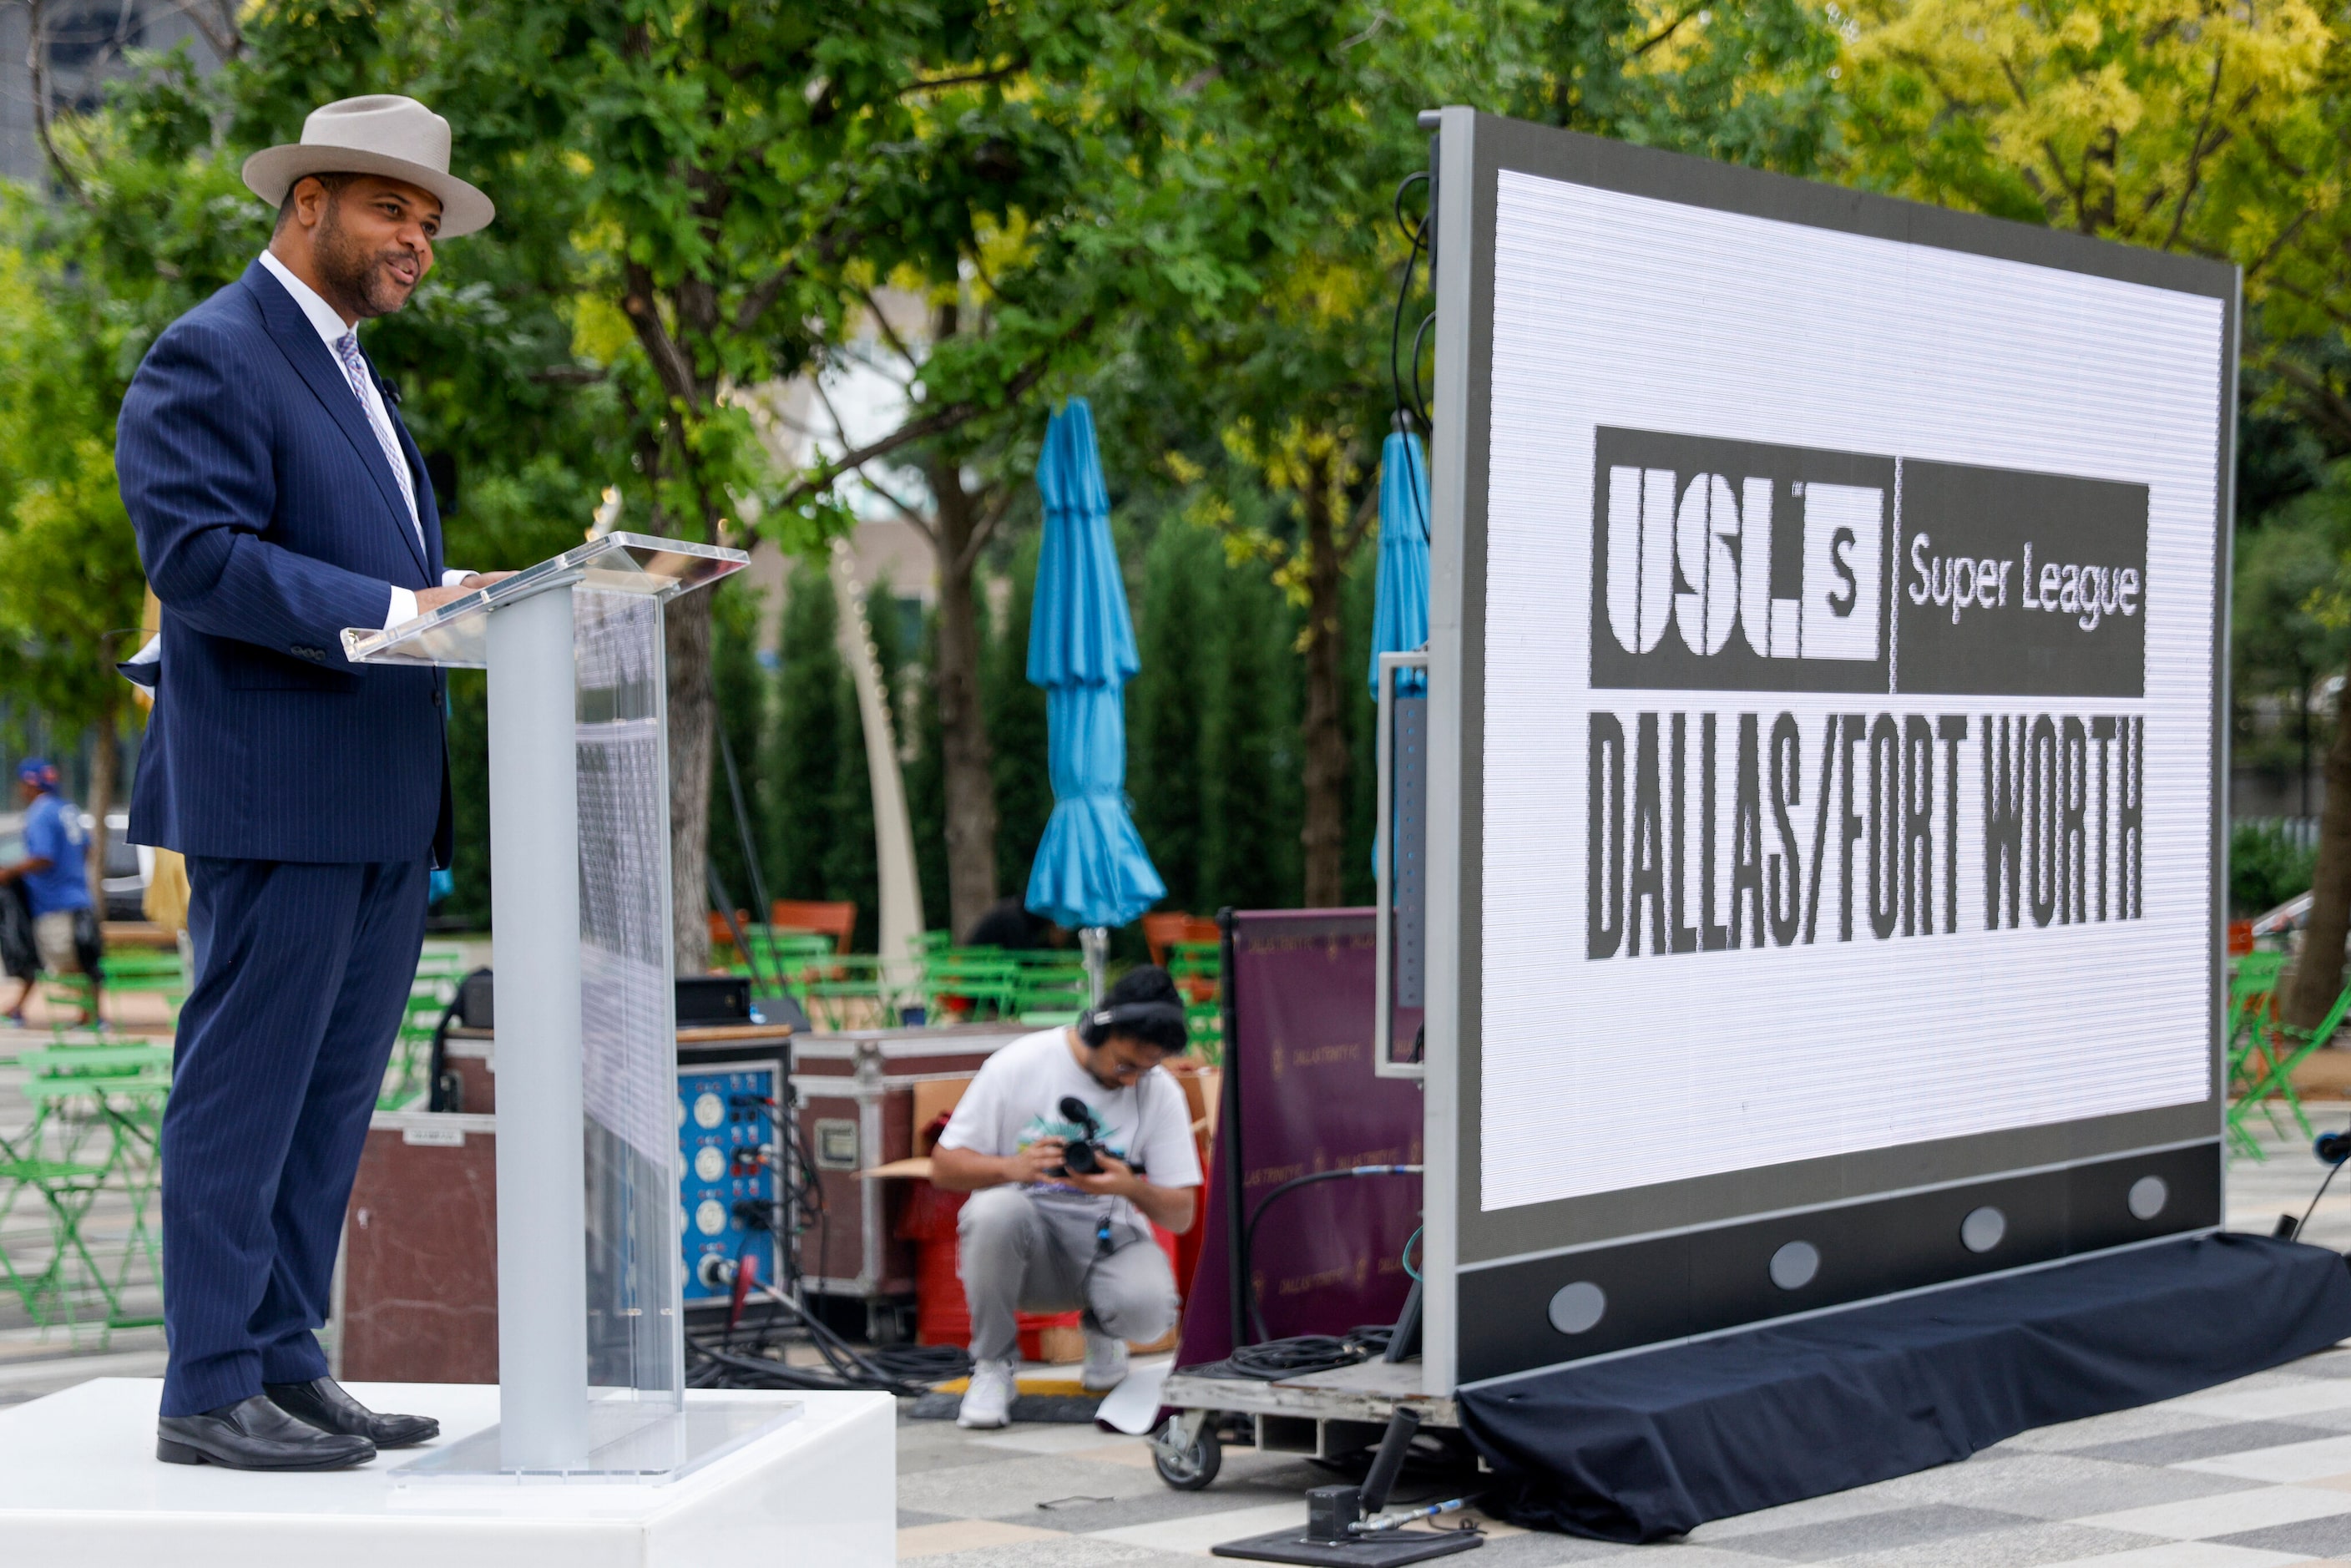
[1187,1324,1398,1383]
[867,1343,975,1383]
[687,1268,970,1398]
[1240,1165,1422,1343]
[2291,1125,2351,1242]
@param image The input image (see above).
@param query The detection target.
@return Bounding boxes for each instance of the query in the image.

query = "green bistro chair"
[34,972,109,1044]
[99,948,188,1015]
[380,957,465,1110]
[720,926,887,1028]
[0,1152,114,1334]
[1168,940,1224,1060]
[1009,951,1090,1024]
[923,949,1021,1024]
[2232,980,2351,1156]
[2224,951,2288,1158]
[0,1041,171,1333]
[731,926,837,988]
[790,947,938,1031]
[415,943,470,975]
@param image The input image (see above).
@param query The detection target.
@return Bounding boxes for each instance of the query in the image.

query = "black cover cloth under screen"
[1455,1234,2351,1543]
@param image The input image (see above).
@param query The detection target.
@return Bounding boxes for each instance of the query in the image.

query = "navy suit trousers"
[161,857,427,1416]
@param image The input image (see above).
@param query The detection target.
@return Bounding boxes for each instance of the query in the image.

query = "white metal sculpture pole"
[830,535,923,971]
[485,584,590,1469]
[1081,926,1109,1005]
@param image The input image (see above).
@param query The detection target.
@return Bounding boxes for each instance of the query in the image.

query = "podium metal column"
[486,584,589,1469]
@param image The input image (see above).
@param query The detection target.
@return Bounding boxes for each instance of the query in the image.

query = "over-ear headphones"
[1077,999,1187,1049]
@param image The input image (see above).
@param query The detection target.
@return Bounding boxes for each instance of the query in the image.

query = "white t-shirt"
[939,1027,1204,1231]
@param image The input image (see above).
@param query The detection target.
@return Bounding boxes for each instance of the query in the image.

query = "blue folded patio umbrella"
[1024,397,1165,933]
[1369,427,1430,698]
[1370,428,1431,878]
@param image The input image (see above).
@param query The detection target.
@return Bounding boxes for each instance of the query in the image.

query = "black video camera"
[1053,1095,1141,1178]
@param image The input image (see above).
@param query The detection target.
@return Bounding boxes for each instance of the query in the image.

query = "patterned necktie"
[331,331,422,548]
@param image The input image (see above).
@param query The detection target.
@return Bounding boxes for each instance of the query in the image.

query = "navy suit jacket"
[118,260,452,865]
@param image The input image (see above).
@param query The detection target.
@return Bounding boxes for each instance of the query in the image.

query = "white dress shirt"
[255,250,471,629]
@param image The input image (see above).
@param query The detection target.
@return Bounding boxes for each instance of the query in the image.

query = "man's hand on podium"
[415,570,516,615]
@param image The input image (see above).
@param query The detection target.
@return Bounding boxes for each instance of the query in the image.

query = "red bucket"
[902,1184,1081,1358]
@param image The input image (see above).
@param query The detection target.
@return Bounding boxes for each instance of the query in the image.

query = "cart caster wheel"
[1152,1414,1222,1490]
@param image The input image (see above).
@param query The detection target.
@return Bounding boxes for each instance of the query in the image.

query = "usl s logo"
[1591,428,1897,696]
[1587,429,2151,700]
[1603,468,1881,662]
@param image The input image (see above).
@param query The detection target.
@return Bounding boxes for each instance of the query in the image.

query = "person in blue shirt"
[0,758,102,1025]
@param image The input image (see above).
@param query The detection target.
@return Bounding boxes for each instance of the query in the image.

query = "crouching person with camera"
[930,966,1202,1429]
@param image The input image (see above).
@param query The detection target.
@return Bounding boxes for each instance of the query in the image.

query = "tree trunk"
[2289,674,2351,1028]
[1299,453,1347,908]
[2301,679,2313,818]
[928,457,1000,938]
[86,700,118,913]
[667,587,715,974]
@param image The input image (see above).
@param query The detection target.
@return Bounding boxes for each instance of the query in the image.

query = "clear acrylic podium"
[343,534,786,1480]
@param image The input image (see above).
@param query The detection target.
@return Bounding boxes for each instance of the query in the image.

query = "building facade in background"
[0,2,223,186]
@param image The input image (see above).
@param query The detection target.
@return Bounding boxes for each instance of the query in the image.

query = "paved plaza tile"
[867,1107,2351,1565]
[14,1048,2351,1561]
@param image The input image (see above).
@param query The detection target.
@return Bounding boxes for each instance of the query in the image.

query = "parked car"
[2253,892,2313,945]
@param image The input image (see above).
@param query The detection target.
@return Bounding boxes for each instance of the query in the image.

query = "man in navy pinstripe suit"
[118,97,505,1471]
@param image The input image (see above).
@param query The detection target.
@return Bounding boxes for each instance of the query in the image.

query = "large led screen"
[1422,111,2232,1388]
[1479,170,2222,1209]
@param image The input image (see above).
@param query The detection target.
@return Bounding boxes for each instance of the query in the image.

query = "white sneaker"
[1080,1330,1129,1393]
[956,1358,1016,1429]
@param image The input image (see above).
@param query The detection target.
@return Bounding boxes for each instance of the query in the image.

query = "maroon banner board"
[1175,908,1425,1367]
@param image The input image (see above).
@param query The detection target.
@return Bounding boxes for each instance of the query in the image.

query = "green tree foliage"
[8,14,610,911]
[1838,2,2338,247]
[1337,546,1380,908]
[0,56,292,890]
[1827,0,2351,1018]
[41,0,1245,963]
[0,245,147,776]
[1508,0,1840,166]
[28,0,2351,963]
[1130,522,1221,913]
[2234,500,2351,811]
[1115,0,1840,908]
[420,0,1256,954]
[1197,534,1307,914]
[1835,0,2351,450]
[443,672,491,928]
[1128,2,1454,906]
[2232,820,2318,918]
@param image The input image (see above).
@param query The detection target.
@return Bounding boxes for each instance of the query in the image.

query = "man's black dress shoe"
[157,1394,377,1470]
[265,1376,441,1449]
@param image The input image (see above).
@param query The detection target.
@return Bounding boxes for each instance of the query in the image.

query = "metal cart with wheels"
[1150,1360,1462,1492]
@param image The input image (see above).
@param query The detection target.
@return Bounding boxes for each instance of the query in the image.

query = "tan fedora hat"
[242,94,494,238]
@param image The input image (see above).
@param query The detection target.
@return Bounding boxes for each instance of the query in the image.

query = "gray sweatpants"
[957,1185,1181,1363]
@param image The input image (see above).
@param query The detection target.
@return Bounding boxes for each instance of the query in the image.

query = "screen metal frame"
[1418,109,2238,1393]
